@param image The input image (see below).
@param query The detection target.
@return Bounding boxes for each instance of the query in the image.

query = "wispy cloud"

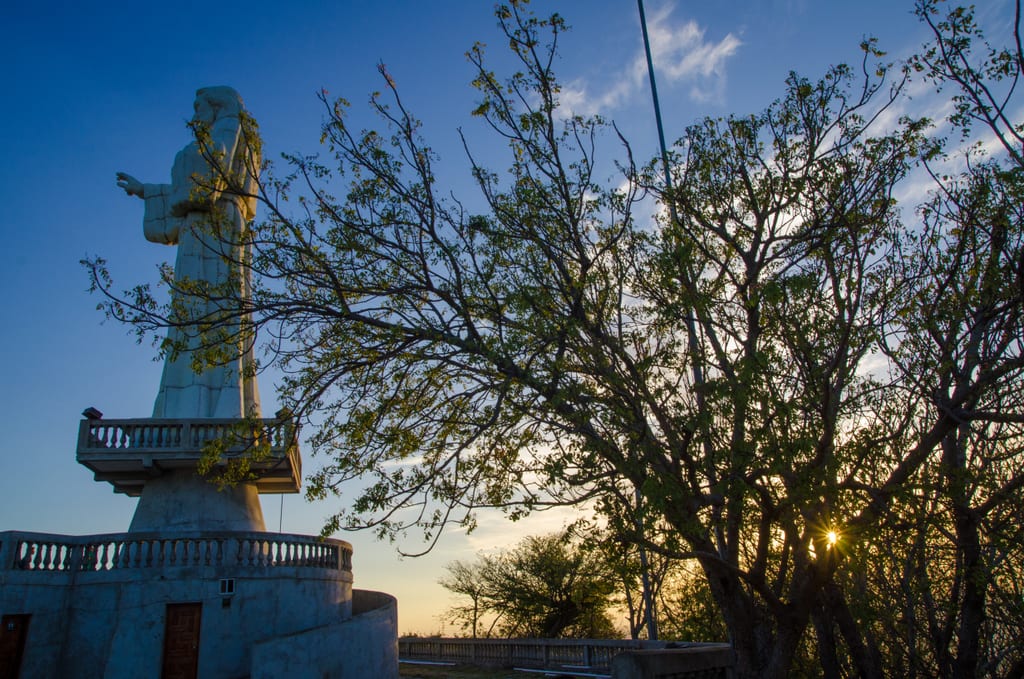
[634,4,742,103]
[559,2,741,116]
[458,504,585,555]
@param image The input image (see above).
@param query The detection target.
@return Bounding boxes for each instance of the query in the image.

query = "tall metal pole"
[637,0,729,651]
[636,3,666,641]
[638,0,679,223]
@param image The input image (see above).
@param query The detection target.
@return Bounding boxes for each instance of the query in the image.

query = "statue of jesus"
[116,86,261,419]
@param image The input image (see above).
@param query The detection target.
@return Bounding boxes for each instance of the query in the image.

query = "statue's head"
[193,86,244,124]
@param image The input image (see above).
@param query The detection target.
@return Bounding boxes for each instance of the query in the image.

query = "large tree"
[87,1,1024,676]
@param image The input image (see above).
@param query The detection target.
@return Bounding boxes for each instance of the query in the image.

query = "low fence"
[399,637,732,675]
[0,530,352,575]
[401,636,643,670]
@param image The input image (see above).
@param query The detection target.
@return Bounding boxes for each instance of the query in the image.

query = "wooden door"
[161,603,202,679]
[0,614,30,679]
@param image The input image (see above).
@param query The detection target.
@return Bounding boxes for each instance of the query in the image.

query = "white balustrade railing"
[78,417,295,455]
[0,531,351,575]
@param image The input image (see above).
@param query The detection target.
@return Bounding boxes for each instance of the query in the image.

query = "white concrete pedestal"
[128,470,266,532]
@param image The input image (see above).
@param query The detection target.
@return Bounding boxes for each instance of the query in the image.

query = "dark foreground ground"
[399,661,553,678]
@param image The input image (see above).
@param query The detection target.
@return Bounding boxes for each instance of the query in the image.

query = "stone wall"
[610,645,735,679]
[251,589,399,678]
[0,530,377,679]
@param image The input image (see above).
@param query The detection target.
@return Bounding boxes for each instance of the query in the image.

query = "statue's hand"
[116,172,145,198]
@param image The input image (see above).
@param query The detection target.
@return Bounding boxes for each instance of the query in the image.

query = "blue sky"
[0,0,984,634]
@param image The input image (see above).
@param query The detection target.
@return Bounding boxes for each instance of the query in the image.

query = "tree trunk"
[944,427,987,678]
[811,600,842,679]
[952,510,985,678]
[822,582,885,679]
[702,559,806,679]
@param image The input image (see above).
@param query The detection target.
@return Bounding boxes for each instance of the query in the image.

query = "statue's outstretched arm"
[116,172,145,198]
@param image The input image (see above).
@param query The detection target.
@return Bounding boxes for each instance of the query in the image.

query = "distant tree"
[601,536,668,641]
[440,531,617,639]
[438,558,493,638]
[578,517,672,641]
[655,560,727,645]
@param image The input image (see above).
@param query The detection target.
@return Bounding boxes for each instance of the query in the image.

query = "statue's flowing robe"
[141,115,260,419]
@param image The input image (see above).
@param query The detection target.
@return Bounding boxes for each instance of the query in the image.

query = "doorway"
[161,603,202,679]
[0,614,30,679]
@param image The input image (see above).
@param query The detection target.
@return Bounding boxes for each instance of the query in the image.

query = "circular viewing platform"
[76,413,301,496]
